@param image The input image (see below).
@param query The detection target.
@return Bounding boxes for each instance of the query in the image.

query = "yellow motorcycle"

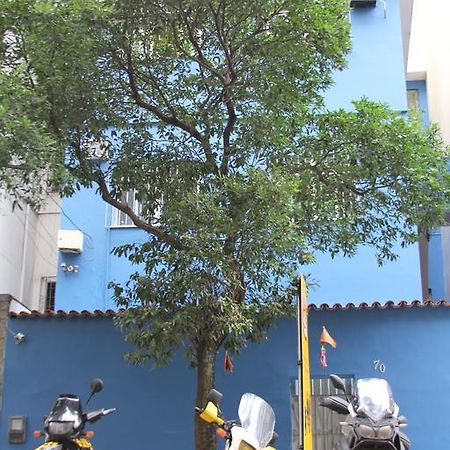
[196,389,278,450]
[33,378,116,450]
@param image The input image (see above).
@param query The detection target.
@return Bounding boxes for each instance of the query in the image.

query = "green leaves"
[279,99,450,262]
[0,68,63,205]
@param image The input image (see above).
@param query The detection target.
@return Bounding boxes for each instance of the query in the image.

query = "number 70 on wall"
[373,359,386,373]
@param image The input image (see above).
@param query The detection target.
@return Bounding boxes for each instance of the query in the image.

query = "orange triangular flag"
[320,326,336,348]
[224,351,234,372]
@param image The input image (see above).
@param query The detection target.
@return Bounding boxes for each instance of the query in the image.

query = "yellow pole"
[297,275,313,450]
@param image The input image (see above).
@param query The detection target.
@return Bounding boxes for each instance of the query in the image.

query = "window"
[406,90,419,111]
[111,189,142,227]
[291,376,354,450]
[110,189,162,227]
[40,277,56,311]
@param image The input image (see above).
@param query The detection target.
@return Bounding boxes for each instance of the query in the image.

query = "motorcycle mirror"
[206,389,223,407]
[90,378,104,394]
[398,416,408,425]
[319,396,349,415]
[86,378,104,405]
[330,374,347,393]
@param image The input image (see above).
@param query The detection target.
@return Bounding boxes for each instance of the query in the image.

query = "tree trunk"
[195,340,217,450]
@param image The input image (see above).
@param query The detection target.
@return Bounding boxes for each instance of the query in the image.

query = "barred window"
[110,189,142,227]
[40,277,56,311]
[110,189,162,227]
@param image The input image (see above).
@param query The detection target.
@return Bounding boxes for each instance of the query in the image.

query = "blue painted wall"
[308,1,426,304]
[2,305,448,450]
[325,1,407,111]
[56,191,147,310]
[308,244,421,303]
[55,1,422,311]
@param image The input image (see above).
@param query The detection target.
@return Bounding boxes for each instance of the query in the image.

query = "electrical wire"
[44,191,95,250]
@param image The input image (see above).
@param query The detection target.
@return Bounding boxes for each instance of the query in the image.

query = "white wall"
[0,196,29,301]
[0,193,60,310]
[408,0,450,300]
[408,0,450,142]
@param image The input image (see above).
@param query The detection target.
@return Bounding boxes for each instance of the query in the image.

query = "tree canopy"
[2,1,449,449]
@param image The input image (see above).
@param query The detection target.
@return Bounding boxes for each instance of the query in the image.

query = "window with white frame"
[111,189,142,227]
[110,189,162,227]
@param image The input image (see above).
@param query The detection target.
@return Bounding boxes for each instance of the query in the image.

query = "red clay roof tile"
[9,300,450,318]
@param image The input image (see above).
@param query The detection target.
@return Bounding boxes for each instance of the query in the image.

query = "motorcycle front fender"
[352,439,397,450]
[35,442,63,450]
[35,439,94,450]
[73,438,94,449]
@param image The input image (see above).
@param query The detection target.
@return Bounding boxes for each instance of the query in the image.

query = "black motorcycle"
[33,378,116,450]
[319,374,410,450]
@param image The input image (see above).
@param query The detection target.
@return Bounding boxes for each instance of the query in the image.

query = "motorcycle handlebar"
[85,408,116,423]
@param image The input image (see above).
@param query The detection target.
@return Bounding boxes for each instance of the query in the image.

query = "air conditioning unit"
[83,138,109,160]
[57,230,84,253]
[350,0,376,7]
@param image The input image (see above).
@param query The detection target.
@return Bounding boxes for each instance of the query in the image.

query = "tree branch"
[176,10,227,84]
[209,1,237,82]
[124,47,202,140]
[121,43,218,174]
[3,162,43,171]
[220,87,237,174]
[307,163,394,196]
[230,3,289,54]
[95,174,184,251]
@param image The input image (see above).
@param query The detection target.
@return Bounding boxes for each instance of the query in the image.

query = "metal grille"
[110,189,161,227]
[291,376,354,450]
[111,189,142,227]
[45,280,56,311]
[40,277,56,311]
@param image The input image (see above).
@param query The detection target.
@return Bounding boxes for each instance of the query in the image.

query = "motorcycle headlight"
[357,424,376,439]
[238,440,256,450]
[47,421,74,437]
[377,425,394,439]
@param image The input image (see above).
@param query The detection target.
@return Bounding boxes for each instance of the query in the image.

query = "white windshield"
[238,393,275,448]
[354,378,395,421]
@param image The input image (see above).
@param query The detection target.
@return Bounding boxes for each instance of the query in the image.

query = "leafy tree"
[2,1,449,449]
[0,25,64,206]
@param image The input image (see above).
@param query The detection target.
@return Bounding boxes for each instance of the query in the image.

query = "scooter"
[196,389,278,450]
[34,378,116,450]
[320,374,410,450]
